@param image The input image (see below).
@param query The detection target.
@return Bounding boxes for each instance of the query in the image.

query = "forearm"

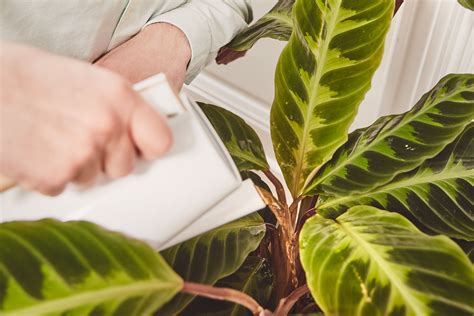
[144,0,252,83]
[95,23,191,90]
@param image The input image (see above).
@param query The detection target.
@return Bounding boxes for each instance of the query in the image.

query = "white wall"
[204,0,285,105]
[357,0,474,129]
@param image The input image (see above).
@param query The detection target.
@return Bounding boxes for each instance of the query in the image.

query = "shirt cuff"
[146,1,252,84]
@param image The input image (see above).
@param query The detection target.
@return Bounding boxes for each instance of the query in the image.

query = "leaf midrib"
[3,280,181,316]
[227,143,268,170]
[292,0,343,196]
[311,89,469,192]
[318,165,472,209]
[335,218,425,315]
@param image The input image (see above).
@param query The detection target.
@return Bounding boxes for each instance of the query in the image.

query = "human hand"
[96,23,191,92]
[0,42,172,195]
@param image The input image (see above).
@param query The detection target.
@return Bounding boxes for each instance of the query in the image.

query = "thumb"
[130,103,172,160]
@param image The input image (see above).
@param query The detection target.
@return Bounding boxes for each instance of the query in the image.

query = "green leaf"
[0,220,182,316]
[317,122,474,239]
[271,0,394,196]
[300,206,474,316]
[199,102,269,171]
[307,74,474,196]
[158,213,266,315]
[226,0,294,52]
[182,256,273,316]
[458,0,474,10]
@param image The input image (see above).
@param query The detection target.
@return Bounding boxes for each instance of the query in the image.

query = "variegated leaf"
[158,213,266,315]
[300,206,474,316]
[0,220,182,316]
[216,0,294,64]
[225,0,294,52]
[271,0,394,196]
[306,74,474,196]
[317,122,474,240]
[216,0,405,65]
[199,102,269,171]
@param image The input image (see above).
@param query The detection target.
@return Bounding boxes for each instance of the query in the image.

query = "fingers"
[101,88,172,177]
[103,132,137,178]
[60,88,172,189]
[129,101,172,160]
[73,154,102,187]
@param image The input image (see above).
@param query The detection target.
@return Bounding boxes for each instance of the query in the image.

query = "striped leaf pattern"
[199,102,269,171]
[271,0,394,197]
[158,213,266,315]
[182,256,273,316]
[0,220,182,316]
[300,206,474,316]
[317,123,474,240]
[217,0,405,65]
[225,0,294,52]
[306,74,474,196]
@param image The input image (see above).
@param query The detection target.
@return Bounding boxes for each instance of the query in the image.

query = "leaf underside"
[300,206,474,316]
[158,213,266,315]
[199,102,269,171]
[226,0,295,52]
[0,220,182,316]
[308,74,474,196]
[271,0,394,197]
[318,122,474,240]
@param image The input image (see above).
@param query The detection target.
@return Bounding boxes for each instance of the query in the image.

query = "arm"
[96,0,252,90]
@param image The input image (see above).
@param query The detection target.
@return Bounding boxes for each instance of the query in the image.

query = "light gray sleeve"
[146,0,252,83]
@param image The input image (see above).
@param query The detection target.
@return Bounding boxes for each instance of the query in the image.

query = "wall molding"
[187,71,271,134]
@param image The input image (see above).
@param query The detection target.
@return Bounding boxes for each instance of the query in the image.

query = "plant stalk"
[289,196,303,228]
[181,282,264,315]
[256,183,299,297]
[255,186,291,231]
[263,170,288,206]
[274,284,310,316]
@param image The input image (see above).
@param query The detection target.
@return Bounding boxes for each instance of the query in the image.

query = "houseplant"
[1,0,472,315]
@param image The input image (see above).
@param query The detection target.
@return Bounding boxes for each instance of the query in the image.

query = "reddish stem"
[289,196,303,214]
[289,196,303,226]
[274,284,310,316]
[296,208,316,233]
[182,282,264,315]
[263,170,287,206]
[395,0,404,15]
[261,223,277,262]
